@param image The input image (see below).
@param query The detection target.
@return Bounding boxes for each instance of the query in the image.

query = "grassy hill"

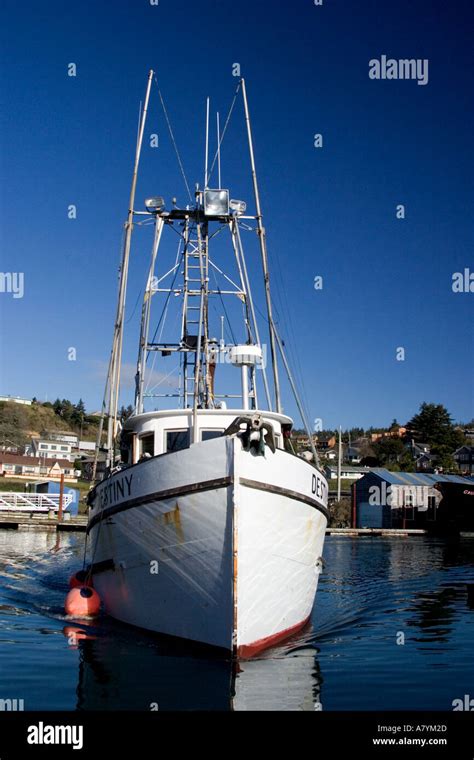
[0,401,103,449]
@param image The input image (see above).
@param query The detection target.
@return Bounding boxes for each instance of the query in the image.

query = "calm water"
[0,530,473,711]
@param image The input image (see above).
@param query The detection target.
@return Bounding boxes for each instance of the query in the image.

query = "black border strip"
[239,477,330,520]
[90,558,115,575]
[87,476,233,533]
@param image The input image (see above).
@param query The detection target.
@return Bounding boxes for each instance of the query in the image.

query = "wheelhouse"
[120,409,292,465]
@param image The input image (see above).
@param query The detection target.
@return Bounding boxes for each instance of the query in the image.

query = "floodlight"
[145,196,165,212]
[229,199,247,215]
[204,189,229,216]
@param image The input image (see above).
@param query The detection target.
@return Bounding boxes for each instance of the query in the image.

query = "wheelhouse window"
[201,429,224,442]
[120,431,135,464]
[139,433,155,457]
[165,429,190,453]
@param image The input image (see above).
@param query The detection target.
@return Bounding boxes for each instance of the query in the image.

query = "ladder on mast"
[181,218,209,409]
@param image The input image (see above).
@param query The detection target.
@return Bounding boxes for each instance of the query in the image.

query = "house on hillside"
[317,435,336,451]
[41,430,79,446]
[26,437,73,462]
[370,427,407,443]
[0,453,76,481]
[346,446,362,464]
[405,441,431,458]
[352,469,473,529]
[294,433,318,449]
[0,395,32,406]
[453,445,474,475]
[415,452,438,472]
[77,441,97,454]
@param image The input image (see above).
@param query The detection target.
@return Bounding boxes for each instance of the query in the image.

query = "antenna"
[204,97,210,188]
[217,112,221,189]
[241,78,282,414]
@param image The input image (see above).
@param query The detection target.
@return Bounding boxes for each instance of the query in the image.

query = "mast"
[135,216,166,414]
[106,69,154,464]
[216,112,221,188]
[337,426,342,502]
[204,97,210,188]
[241,78,281,414]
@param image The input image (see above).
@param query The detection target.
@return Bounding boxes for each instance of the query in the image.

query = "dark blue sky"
[0,0,472,429]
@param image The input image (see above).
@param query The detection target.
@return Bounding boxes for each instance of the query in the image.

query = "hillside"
[0,400,103,449]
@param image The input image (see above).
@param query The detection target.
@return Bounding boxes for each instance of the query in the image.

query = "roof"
[0,453,72,467]
[325,464,369,473]
[41,430,78,437]
[364,468,473,486]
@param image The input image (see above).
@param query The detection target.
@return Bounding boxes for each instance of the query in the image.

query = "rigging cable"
[154,76,193,204]
[207,80,242,185]
[210,266,237,345]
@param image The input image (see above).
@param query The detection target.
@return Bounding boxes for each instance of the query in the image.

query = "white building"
[0,395,32,406]
[27,437,74,462]
[77,441,97,454]
[42,430,79,446]
[324,464,370,481]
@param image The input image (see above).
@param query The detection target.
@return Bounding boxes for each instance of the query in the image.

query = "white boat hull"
[87,436,328,656]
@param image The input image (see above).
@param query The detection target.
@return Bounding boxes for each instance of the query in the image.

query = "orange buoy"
[64,586,101,618]
[69,570,93,589]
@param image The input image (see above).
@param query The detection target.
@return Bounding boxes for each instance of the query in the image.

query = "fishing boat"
[86,71,328,657]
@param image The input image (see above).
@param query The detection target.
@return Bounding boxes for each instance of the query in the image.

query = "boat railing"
[0,492,74,512]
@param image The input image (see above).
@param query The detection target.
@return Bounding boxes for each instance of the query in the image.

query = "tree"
[119,405,134,423]
[405,403,465,451]
[329,497,351,528]
[71,399,86,426]
[348,427,365,440]
[52,398,63,416]
[372,437,405,468]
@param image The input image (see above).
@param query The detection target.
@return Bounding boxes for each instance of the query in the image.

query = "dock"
[0,511,87,532]
[326,527,427,537]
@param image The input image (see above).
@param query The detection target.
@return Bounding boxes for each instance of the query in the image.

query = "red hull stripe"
[237,615,310,658]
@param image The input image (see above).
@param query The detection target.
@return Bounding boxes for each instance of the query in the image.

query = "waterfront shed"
[353,469,473,529]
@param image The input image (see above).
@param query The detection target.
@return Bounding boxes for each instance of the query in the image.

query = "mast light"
[204,189,229,216]
[229,199,247,215]
[145,196,165,213]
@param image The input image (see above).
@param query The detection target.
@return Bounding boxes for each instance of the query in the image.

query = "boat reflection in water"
[70,622,322,711]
